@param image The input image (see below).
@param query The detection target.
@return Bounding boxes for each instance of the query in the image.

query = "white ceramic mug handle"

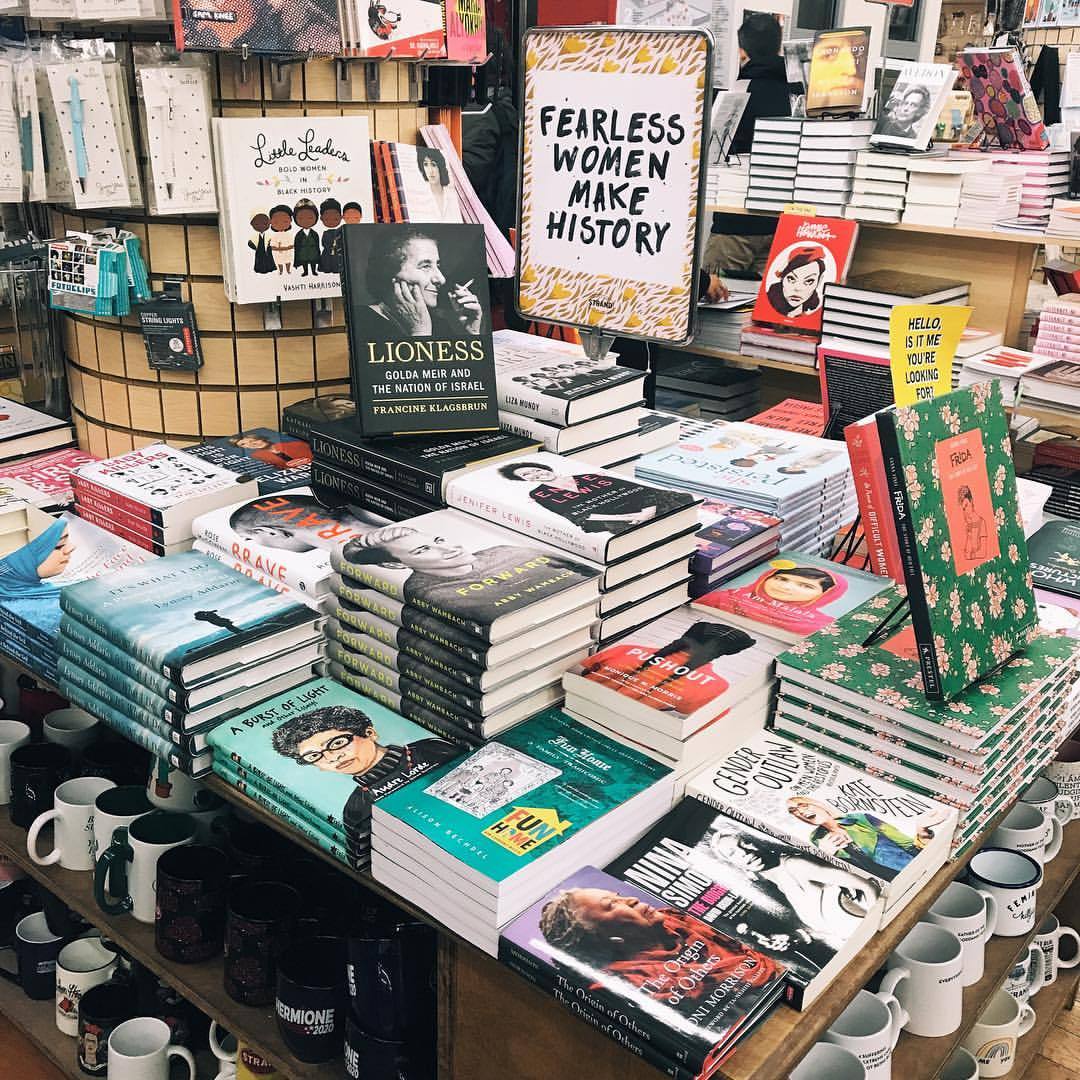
[1028,945,1046,997]
[166,1044,196,1080]
[1045,816,1063,861]
[976,889,999,941]
[209,1020,236,1063]
[879,967,909,1006]
[26,809,60,866]
[875,989,909,1047]
[1056,926,1080,970]
[1018,1002,1036,1037]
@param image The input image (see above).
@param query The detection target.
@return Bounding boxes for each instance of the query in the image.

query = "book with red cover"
[844,415,903,581]
[0,448,97,507]
[751,214,859,334]
[444,0,485,61]
[747,398,825,436]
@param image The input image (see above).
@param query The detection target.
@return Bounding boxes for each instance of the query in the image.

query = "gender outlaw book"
[184,429,311,494]
[875,381,1037,700]
[342,223,498,437]
[211,116,374,305]
[686,731,957,924]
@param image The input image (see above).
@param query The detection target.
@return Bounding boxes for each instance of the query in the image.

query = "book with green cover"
[875,382,1037,699]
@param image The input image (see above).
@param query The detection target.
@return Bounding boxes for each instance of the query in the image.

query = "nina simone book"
[342,223,499,437]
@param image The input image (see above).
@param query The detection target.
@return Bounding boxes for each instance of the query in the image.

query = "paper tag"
[782,202,818,215]
[889,304,972,406]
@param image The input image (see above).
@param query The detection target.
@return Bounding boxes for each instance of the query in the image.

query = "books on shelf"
[0,398,74,462]
[183,429,312,494]
[959,345,1046,403]
[693,501,782,578]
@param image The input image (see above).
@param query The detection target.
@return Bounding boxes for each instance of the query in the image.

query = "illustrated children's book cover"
[356,0,446,58]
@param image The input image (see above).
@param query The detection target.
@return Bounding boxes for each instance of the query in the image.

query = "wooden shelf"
[1013,970,1080,1077]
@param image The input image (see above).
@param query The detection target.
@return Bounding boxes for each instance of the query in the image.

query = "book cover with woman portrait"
[750,214,858,334]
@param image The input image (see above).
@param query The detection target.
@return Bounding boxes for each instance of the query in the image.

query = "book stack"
[748,398,825,436]
[1024,439,1080,520]
[562,604,784,773]
[794,119,874,217]
[184,428,312,494]
[635,418,856,557]
[952,149,1070,228]
[955,164,1024,230]
[693,285,759,353]
[949,327,1007,387]
[56,553,325,778]
[0,488,52,558]
[653,357,760,421]
[707,159,750,209]
[327,509,602,739]
[282,396,358,442]
[1031,293,1080,366]
[599,410,683,476]
[820,270,971,356]
[746,118,802,211]
[444,451,698,645]
[690,500,782,599]
[0,448,97,511]
[0,399,75,465]
[1049,198,1080,240]
[70,444,258,556]
[772,591,1077,853]
[845,150,910,225]
[370,709,676,954]
[739,323,820,367]
[207,677,464,869]
[959,345,1047,404]
[902,157,989,228]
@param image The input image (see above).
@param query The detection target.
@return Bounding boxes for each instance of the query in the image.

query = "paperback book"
[0,397,74,462]
[0,447,94,507]
[184,429,312,494]
[1028,519,1080,599]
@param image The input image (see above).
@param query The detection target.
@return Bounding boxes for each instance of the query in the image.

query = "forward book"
[342,223,499,437]
[184,429,311,494]
[0,397,74,462]
[686,730,957,924]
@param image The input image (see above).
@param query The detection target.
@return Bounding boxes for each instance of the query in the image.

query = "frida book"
[751,214,859,334]
[805,27,871,116]
[184,429,311,494]
[958,49,1049,152]
[875,381,1038,700]
[211,117,374,305]
[692,551,892,644]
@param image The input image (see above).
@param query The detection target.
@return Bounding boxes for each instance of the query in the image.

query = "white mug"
[188,793,230,845]
[1019,776,1075,844]
[940,1047,979,1080]
[1034,914,1080,988]
[880,922,964,1038]
[961,988,1035,1078]
[27,777,116,872]
[0,720,30,805]
[55,935,118,1037]
[789,1042,866,1080]
[1003,944,1045,1002]
[926,881,997,986]
[988,802,1062,864]
[91,785,154,863]
[146,758,209,813]
[1045,740,1080,818]
[108,1016,195,1080]
[821,989,907,1080]
[966,848,1043,936]
[209,1020,238,1080]
[43,708,99,753]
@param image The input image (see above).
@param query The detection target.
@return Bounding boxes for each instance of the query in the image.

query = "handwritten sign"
[889,304,972,405]
[517,27,711,343]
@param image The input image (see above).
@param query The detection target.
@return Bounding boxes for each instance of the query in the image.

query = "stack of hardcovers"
[70,444,258,556]
[653,357,760,421]
[1023,438,1080,520]
[207,677,463,868]
[491,330,646,468]
[56,553,325,777]
[601,410,683,476]
[952,148,1069,228]
[746,118,802,211]
[794,119,874,217]
[326,508,601,740]
[846,150,910,225]
[370,708,676,954]
[1048,198,1080,240]
[562,604,784,773]
[1030,293,1080,370]
[707,158,750,209]
[0,398,75,464]
[444,451,698,645]
[739,323,820,367]
[690,500,782,598]
[184,428,312,494]
[635,418,856,557]
[694,302,756,353]
[959,345,1047,404]
[955,164,1024,230]
[949,327,1007,387]
[282,395,357,442]
[0,448,97,510]
[902,156,989,228]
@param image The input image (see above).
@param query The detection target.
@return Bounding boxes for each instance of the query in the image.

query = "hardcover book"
[445,451,698,564]
[282,395,356,441]
[183,429,311,494]
[958,48,1049,152]
[211,116,375,305]
[870,63,957,152]
[747,399,825,436]
[376,142,462,223]
[805,28,871,116]
[1028,519,1080,600]
[0,397,73,462]
[353,0,445,58]
[174,0,342,54]
[342,223,498,436]
[875,382,1038,699]
[693,503,782,575]
[692,551,892,643]
[0,448,97,508]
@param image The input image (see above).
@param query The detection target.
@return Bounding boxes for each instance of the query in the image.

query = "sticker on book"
[426,744,562,818]
[482,806,571,855]
[889,304,972,406]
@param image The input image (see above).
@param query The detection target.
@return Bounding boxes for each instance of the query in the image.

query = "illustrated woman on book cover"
[248,212,276,275]
[293,199,321,277]
[415,147,461,223]
[580,622,755,714]
[317,199,343,274]
[959,484,989,561]
[702,563,846,635]
[268,205,294,276]
[764,245,827,320]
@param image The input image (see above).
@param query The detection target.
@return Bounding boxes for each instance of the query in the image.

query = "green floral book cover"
[876,382,1037,700]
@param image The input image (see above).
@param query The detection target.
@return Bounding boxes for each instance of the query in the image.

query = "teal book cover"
[205,676,461,853]
[374,709,673,884]
[59,553,313,677]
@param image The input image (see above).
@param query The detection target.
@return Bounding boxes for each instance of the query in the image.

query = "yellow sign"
[889,304,972,406]
[782,203,818,216]
[482,806,571,856]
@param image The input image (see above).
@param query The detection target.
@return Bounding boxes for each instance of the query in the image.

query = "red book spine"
[73,505,163,555]
[70,475,158,525]
[171,0,186,50]
[844,422,903,581]
[74,490,161,541]
[370,143,389,223]
[384,143,405,222]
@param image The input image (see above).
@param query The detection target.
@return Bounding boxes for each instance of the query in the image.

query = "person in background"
[705,13,794,277]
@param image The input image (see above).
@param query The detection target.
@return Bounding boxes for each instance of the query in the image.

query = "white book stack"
[746,118,802,212]
[845,149,909,224]
[959,345,1047,403]
[794,119,874,217]
[902,156,990,228]
[957,164,1024,230]
[952,148,1069,228]
[1049,198,1080,240]
[708,159,750,209]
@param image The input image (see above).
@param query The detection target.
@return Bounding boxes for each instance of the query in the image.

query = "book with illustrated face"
[351,0,445,58]
[805,27,871,116]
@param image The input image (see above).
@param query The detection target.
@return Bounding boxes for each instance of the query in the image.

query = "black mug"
[224,880,314,1005]
[155,844,229,963]
[275,936,347,1063]
[0,879,39,948]
[0,910,66,999]
[225,821,290,879]
[78,980,139,1075]
[9,742,72,829]
[344,1012,430,1080]
[41,889,91,939]
[81,740,151,788]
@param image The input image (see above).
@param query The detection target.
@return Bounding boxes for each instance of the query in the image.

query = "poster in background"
[517,27,711,344]
[889,304,972,406]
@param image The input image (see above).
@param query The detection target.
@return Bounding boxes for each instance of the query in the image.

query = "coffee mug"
[82,741,151,788]
[940,1047,979,1080]
[146,758,210,813]
[92,785,153,862]
[988,802,1062,864]
[1045,740,1080,818]
[1003,944,1045,1002]
[1034,914,1080,988]
[224,820,291,879]
[44,708,99,754]
[9,742,73,829]
[344,1013,423,1080]
[821,988,907,1080]
[42,891,90,939]
[275,936,347,1063]
[0,878,38,948]
[0,910,66,999]
[926,881,997,986]
[155,843,228,963]
[209,1021,282,1080]
[880,922,964,1038]
[961,988,1035,1078]
[0,720,30,805]
[789,1042,866,1080]
[188,792,230,845]
[94,811,196,923]
[27,776,116,872]
[108,1016,195,1080]
[55,935,118,1036]
[1019,776,1075,842]
[79,981,140,1076]
[966,848,1043,936]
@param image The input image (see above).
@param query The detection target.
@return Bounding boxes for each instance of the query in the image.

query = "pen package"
[103,57,143,208]
[0,60,22,203]
[15,54,44,201]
